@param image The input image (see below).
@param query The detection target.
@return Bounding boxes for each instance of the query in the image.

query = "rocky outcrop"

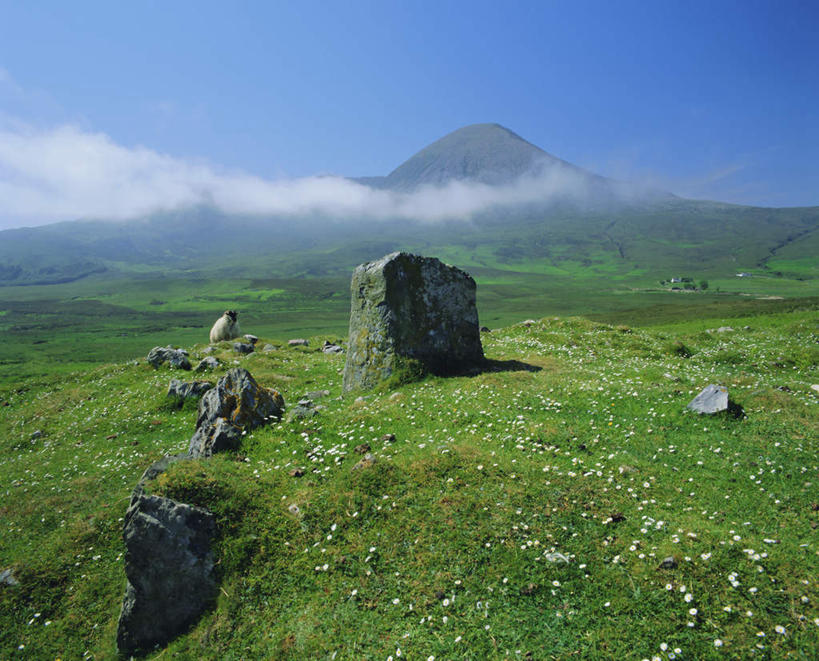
[116,456,217,656]
[147,346,192,370]
[342,252,484,392]
[188,368,285,458]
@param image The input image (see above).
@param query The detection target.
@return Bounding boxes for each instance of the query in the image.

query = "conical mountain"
[361,123,596,191]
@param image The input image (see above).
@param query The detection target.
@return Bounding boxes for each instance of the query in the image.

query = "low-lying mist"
[0,123,657,230]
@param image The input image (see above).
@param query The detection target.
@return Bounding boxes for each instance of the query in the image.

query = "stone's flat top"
[687,384,729,414]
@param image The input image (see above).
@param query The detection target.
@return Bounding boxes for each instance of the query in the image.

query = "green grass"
[1,308,817,659]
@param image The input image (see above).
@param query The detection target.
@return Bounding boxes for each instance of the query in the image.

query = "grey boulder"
[342,252,484,392]
[233,342,255,355]
[116,456,217,656]
[167,379,213,401]
[196,356,220,371]
[147,346,192,370]
[687,384,729,414]
[188,368,285,458]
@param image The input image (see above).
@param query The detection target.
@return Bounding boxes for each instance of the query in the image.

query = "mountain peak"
[370,123,577,191]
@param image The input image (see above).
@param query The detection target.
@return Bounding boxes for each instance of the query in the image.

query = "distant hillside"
[0,123,817,286]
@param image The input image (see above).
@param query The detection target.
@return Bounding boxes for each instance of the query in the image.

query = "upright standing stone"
[342,252,484,392]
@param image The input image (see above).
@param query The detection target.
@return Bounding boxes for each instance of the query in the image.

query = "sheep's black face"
[226,310,237,322]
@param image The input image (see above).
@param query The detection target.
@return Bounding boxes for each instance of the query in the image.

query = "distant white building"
[670,277,682,283]
[736,272,752,277]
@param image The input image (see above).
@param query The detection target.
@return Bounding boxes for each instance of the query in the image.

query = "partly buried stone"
[287,399,320,422]
[196,356,220,371]
[288,339,309,347]
[243,334,258,345]
[342,252,484,392]
[167,379,213,401]
[687,384,729,414]
[233,342,255,355]
[147,346,192,370]
[0,568,19,587]
[116,457,217,656]
[351,452,376,471]
[322,340,344,354]
[187,368,284,458]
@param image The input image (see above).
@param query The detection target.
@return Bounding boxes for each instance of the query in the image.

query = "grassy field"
[1,304,817,659]
[2,258,817,386]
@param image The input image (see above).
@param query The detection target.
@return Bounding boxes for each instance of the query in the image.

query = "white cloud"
[0,121,616,230]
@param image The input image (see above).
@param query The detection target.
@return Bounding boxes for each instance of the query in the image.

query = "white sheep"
[209,310,241,343]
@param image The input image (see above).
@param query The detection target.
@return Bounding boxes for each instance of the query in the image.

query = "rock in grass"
[687,384,729,414]
[233,342,255,354]
[196,356,220,371]
[262,343,278,352]
[187,368,284,458]
[167,379,213,400]
[287,399,319,422]
[117,492,217,655]
[351,453,376,471]
[305,389,330,400]
[342,252,484,392]
[243,334,258,345]
[659,556,678,569]
[322,341,344,354]
[147,346,192,370]
[0,568,19,587]
[811,384,819,394]
[288,339,309,347]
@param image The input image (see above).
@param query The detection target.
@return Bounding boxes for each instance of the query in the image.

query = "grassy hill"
[1,308,817,659]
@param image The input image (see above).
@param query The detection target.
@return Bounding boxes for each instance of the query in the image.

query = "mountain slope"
[0,123,817,286]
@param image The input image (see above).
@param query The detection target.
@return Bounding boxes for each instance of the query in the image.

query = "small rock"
[659,556,678,569]
[287,401,319,422]
[243,334,258,345]
[544,552,570,564]
[351,453,376,471]
[776,385,792,392]
[743,325,752,331]
[354,443,371,454]
[381,433,396,443]
[715,326,734,333]
[521,319,537,327]
[305,389,330,400]
[288,503,300,515]
[0,568,19,587]
[289,468,305,478]
[262,343,278,352]
[167,379,213,401]
[811,384,819,394]
[288,339,309,347]
[687,384,729,414]
[30,430,43,440]
[147,346,191,370]
[323,344,344,354]
[233,342,255,355]
[480,326,491,333]
[196,356,220,371]
[202,346,215,355]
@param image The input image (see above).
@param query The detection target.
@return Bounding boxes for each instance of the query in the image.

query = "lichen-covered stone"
[188,368,284,458]
[342,252,484,392]
[116,456,217,656]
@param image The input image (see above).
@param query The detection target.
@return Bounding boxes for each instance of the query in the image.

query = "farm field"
[0,303,817,659]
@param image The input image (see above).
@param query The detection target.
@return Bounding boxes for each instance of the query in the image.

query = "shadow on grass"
[480,358,543,374]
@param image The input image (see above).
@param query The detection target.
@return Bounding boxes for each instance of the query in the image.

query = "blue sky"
[0,0,817,227]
